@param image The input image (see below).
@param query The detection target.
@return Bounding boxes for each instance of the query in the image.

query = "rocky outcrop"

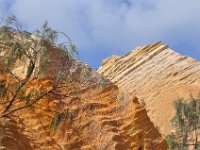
[0,118,32,150]
[0,34,168,149]
[98,41,200,134]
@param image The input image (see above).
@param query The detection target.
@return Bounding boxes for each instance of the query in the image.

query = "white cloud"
[1,0,200,67]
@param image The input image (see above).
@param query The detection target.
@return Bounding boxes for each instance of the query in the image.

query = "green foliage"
[34,21,58,47]
[166,134,176,149]
[168,95,200,150]
[50,108,74,132]
[34,21,77,56]
[140,98,146,107]
[0,84,7,99]
[63,108,74,122]
[99,76,108,90]
[80,64,92,82]
[50,112,63,132]
[0,15,77,136]
[1,16,77,74]
[4,15,20,28]
[25,91,31,106]
[23,87,46,106]
[70,44,77,55]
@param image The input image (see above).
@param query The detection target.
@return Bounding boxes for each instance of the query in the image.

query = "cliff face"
[0,118,32,150]
[98,41,200,134]
[0,36,168,149]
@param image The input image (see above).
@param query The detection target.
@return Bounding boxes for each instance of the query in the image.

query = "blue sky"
[0,0,200,69]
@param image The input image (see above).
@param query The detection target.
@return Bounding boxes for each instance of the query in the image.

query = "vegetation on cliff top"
[0,16,77,132]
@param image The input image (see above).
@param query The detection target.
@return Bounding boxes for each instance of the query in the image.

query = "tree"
[0,15,77,119]
[167,95,200,150]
